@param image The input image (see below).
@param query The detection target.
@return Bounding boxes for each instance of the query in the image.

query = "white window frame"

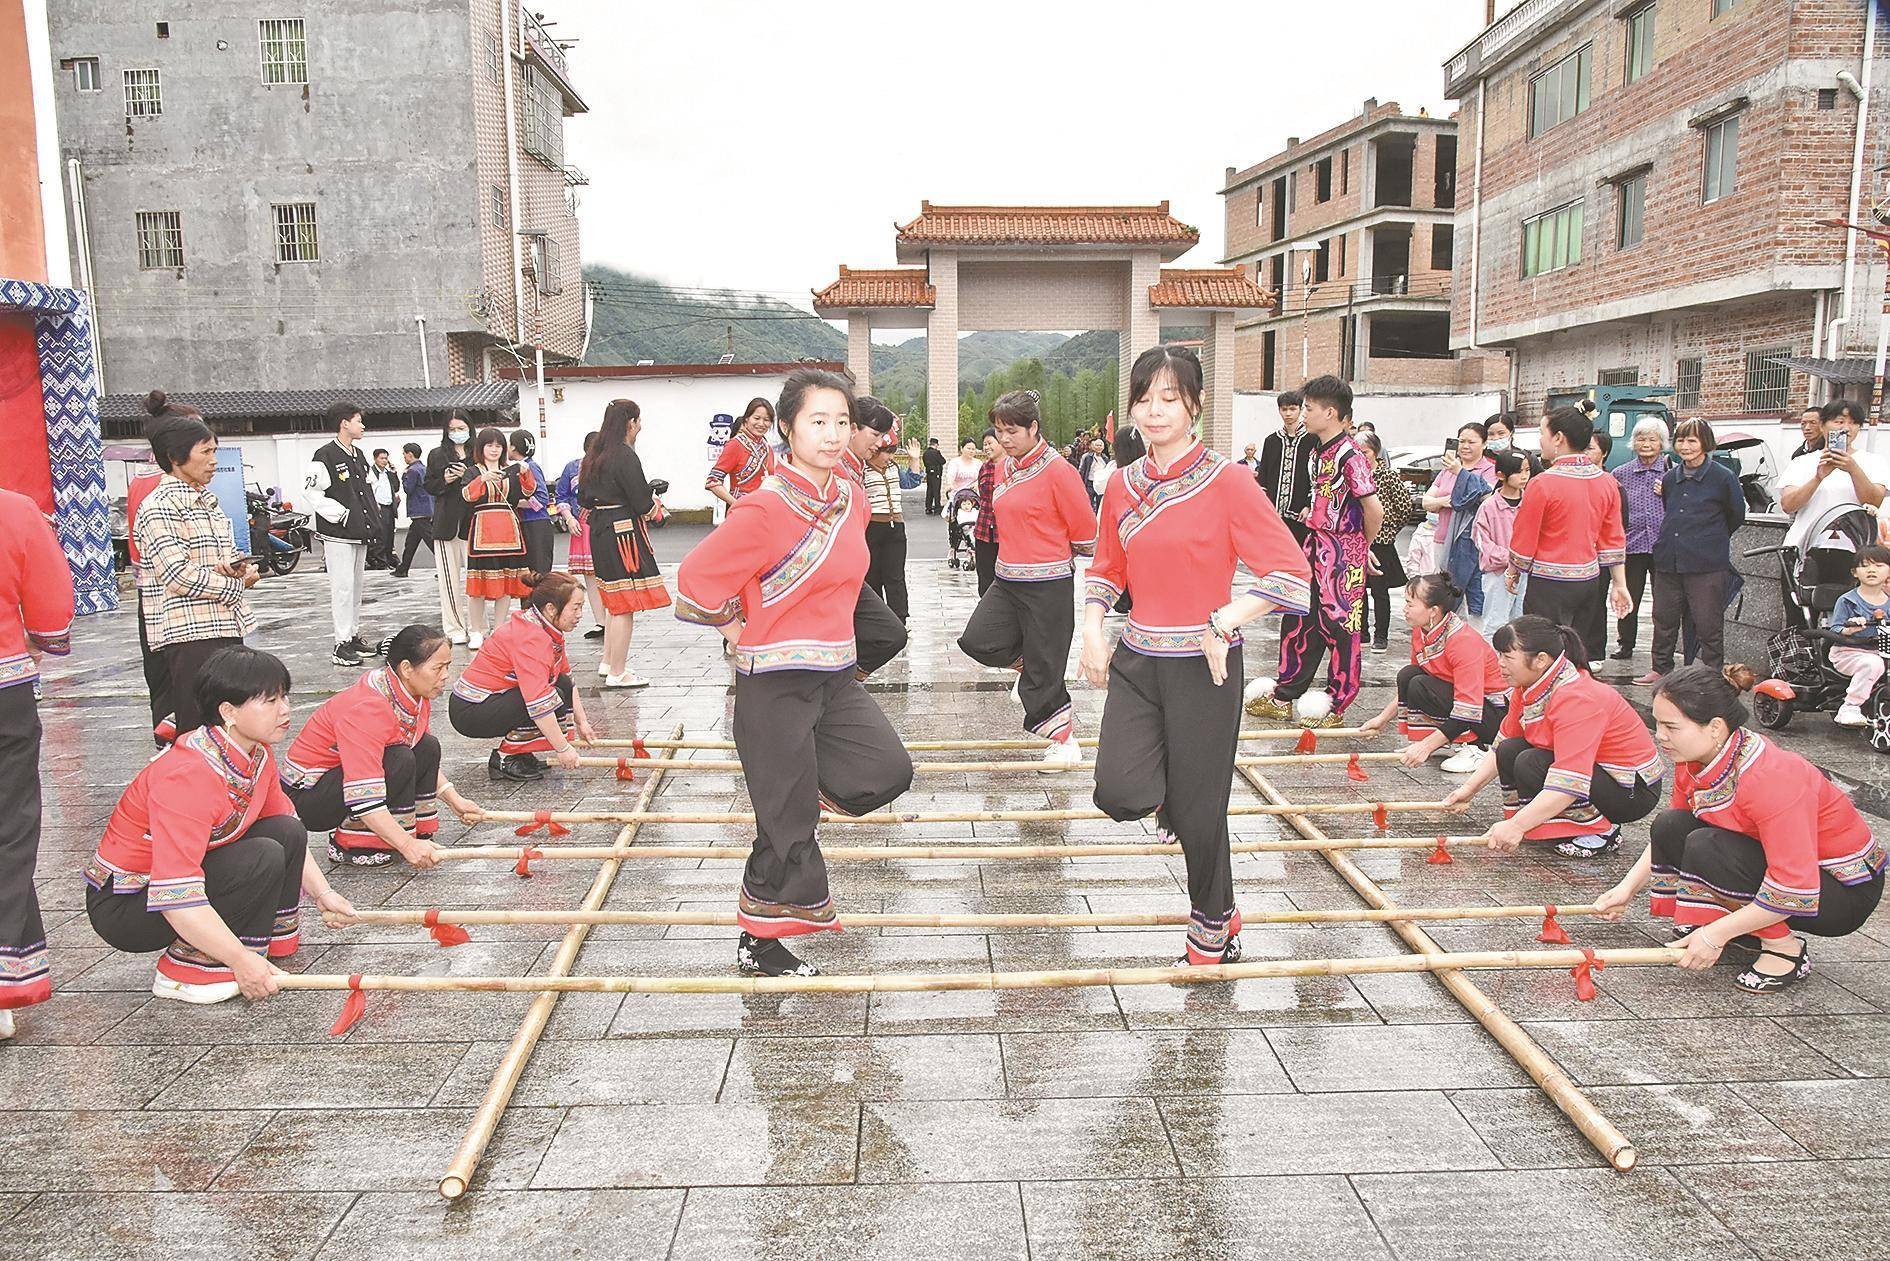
[135,210,184,270]
[1616,172,1646,249]
[272,201,319,263]
[1529,44,1591,139]
[123,68,161,118]
[259,18,309,85]
[72,58,101,92]
[526,232,563,296]
[1624,4,1654,85]
[1703,115,1739,204]
[490,185,507,230]
[1521,200,1583,278]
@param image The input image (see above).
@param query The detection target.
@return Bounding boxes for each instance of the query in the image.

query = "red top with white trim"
[1500,655,1662,804]
[706,432,776,498]
[837,448,866,486]
[88,725,296,910]
[125,468,162,566]
[992,440,1097,581]
[280,667,432,815]
[676,462,868,674]
[452,606,571,718]
[1085,441,1310,657]
[1508,454,1626,582]
[1667,728,1884,917]
[0,488,75,693]
[1410,611,1508,724]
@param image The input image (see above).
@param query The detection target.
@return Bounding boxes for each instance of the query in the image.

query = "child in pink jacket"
[1471,451,1533,635]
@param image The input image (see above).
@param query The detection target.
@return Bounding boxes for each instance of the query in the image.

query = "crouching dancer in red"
[958,389,1097,769]
[676,368,915,977]
[449,572,597,782]
[1595,665,1886,992]
[281,624,484,867]
[1355,573,1509,775]
[1081,346,1311,966]
[86,647,357,1005]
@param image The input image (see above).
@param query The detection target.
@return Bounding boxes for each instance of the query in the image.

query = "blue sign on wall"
[211,444,250,554]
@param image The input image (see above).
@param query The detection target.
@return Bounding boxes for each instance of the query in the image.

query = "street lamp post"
[1287,239,1322,384]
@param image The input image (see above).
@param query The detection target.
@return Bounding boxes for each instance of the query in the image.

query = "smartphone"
[1829,429,1851,455]
[1444,437,1459,453]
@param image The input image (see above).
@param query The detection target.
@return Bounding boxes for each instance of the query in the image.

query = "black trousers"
[1362,541,1405,646]
[853,583,908,677]
[1396,664,1505,745]
[398,517,435,572]
[1094,645,1245,961]
[1494,736,1660,842]
[368,505,396,568]
[1652,568,1731,674]
[925,472,942,514]
[164,636,245,740]
[0,685,47,1010]
[733,668,912,934]
[865,520,909,622]
[1649,808,1884,939]
[137,588,173,741]
[286,734,442,855]
[959,576,1075,739]
[974,539,998,595]
[87,815,308,978]
[1521,574,1599,650]
[450,676,574,756]
[1616,553,1653,652]
[521,517,555,581]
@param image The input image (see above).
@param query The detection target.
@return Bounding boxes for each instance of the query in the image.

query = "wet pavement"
[10,516,1890,1260]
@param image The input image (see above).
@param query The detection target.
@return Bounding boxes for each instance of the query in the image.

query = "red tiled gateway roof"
[1148,268,1272,309]
[896,202,1200,248]
[811,266,937,310]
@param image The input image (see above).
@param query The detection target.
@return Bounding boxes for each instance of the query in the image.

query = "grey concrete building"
[45,1,588,397]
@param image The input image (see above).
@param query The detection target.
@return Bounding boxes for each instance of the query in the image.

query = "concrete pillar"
[1118,250,1161,421]
[1201,311,1236,456]
[846,315,872,396]
[925,251,960,448]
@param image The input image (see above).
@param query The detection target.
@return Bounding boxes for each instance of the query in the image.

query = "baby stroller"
[1749,503,1890,751]
[945,486,979,570]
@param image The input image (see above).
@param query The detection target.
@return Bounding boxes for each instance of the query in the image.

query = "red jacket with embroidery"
[1085,442,1310,657]
[1500,656,1662,802]
[707,433,776,498]
[0,488,74,693]
[452,607,571,718]
[1508,454,1626,582]
[1407,612,1508,727]
[992,440,1097,581]
[281,667,433,814]
[676,462,868,674]
[89,725,296,910]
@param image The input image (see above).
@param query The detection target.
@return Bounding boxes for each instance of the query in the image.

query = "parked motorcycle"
[246,485,312,575]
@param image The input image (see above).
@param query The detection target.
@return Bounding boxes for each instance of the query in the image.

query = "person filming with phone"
[1779,399,1888,574]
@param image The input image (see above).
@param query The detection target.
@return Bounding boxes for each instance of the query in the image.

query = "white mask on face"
[1488,437,1511,452]
[448,428,470,443]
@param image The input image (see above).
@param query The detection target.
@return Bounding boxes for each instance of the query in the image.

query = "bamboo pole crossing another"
[481,799,1447,827]
[575,750,1408,775]
[583,727,1374,753]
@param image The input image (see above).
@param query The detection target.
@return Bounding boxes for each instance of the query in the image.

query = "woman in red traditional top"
[706,397,776,508]
[1443,615,1663,858]
[86,647,357,1005]
[1356,573,1509,775]
[676,368,914,978]
[1596,664,1886,991]
[580,399,672,689]
[959,390,1098,769]
[281,624,485,867]
[1080,345,1311,966]
[451,571,597,782]
[462,426,537,649]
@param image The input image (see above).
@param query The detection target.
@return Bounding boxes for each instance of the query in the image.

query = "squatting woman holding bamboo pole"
[1081,345,1311,967]
[675,368,915,977]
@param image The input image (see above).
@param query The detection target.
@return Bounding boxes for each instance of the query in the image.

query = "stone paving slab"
[1674,1159,1890,1261]
[858,1097,1176,1183]
[3,1192,354,1261]
[1445,1083,1809,1168]
[533,1101,861,1188]
[316,1190,685,1261]
[1020,1175,1392,1261]
[669,1183,1026,1261]
[1157,1091,1498,1176]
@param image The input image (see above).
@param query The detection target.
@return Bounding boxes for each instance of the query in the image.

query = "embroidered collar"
[185,723,266,788]
[837,449,865,482]
[1144,440,1207,481]
[1518,652,1579,709]
[368,665,422,717]
[996,440,1057,498]
[1685,727,1765,810]
[775,460,841,504]
[1312,430,1351,457]
[1015,440,1052,470]
[526,604,566,647]
[1417,611,1458,652]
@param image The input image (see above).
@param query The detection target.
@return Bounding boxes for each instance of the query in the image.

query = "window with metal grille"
[520,66,563,168]
[73,58,100,92]
[123,68,161,117]
[259,19,307,84]
[272,202,318,262]
[1703,115,1739,203]
[1521,200,1583,278]
[1675,356,1702,409]
[1624,5,1654,85]
[486,31,502,85]
[490,185,506,229]
[1616,173,1645,248]
[1819,88,1839,110]
[526,233,562,295]
[135,210,184,269]
[1744,347,1789,411]
[1529,44,1590,138]
[1598,367,1640,387]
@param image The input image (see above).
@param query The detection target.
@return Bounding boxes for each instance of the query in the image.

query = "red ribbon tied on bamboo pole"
[1372,802,1389,831]
[1346,752,1369,782]
[616,758,636,783]
[632,738,649,760]
[330,974,367,1037]
[513,809,570,839]
[1569,947,1605,1001]
[1295,728,1318,754]
[422,908,471,948]
[1537,904,1572,945]
[514,847,543,878]
[1425,836,1453,864]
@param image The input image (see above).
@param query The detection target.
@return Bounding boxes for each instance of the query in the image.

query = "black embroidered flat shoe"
[1735,940,1811,994]
[1552,827,1622,859]
[326,839,393,867]
[736,932,820,977]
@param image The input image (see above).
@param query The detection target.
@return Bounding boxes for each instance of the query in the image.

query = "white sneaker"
[467,632,484,650]
[1037,737,1082,772]
[447,631,468,646]
[151,972,241,1005]
[0,1008,14,1040]
[1440,745,1486,774]
[1010,674,1021,704]
[604,671,650,689]
[1836,703,1869,728]
[597,660,611,677]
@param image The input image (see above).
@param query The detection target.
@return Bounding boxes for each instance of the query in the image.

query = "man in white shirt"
[1779,399,1887,553]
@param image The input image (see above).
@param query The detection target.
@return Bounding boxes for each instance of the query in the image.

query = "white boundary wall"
[1231,390,1509,456]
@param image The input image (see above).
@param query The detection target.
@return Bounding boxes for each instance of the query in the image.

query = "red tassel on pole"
[1569,947,1605,1001]
[514,846,543,878]
[1426,836,1453,864]
[422,908,471,948]
[632,738,649,760]
[1537,904,1572,945]
[329,974,367,1037]
[615,758,636,783]
[1295,728,1318,754]
[1346,752,1369,782]
[1373,802,1389,830]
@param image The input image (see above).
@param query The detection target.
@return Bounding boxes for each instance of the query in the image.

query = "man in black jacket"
[304,401,378,665]
[922,438,946,514]
[1257,389,1314,541]
[422,415,475,644]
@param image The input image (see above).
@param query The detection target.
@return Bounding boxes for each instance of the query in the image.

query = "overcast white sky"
[552,0,1492,339]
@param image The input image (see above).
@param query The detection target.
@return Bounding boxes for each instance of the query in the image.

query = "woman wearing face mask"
[1083,345,1311,968]
[424,416,476,644]
[706,398,777,509]
[675,369,914,977]
[462,427,537,650]
[1356,573,1507,775]
[1484,413,1516,454]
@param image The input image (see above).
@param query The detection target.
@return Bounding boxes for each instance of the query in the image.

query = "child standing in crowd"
[1827,544,1890,728]
[1472,451,1533,635]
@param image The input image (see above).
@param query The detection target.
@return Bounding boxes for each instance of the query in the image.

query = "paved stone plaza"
[8,515,1890,1261]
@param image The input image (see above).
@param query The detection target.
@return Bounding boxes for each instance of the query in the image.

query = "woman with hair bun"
[580,399,671,688]
[1356,573,1507,774]
[1594,664,1885,992]
[451,571,597,782]
[1441,614,1662,857]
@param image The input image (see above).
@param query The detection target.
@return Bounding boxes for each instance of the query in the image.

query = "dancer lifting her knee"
[676,368,914,977]
[1082,345,1311,966]
[1356,573,1508,775]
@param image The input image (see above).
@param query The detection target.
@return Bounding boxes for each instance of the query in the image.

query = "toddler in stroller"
[946,485,979,570]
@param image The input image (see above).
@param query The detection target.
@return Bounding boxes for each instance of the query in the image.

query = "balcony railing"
[522,7,568,81]
[1445,0,1579,93]
[1266,272,1453,315]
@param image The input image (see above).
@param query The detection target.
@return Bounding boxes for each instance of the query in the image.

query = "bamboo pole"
[437,724,684,1202]
[482,800,1445,827]
[350,903,1605,931]
[578,750,1409,775]
[435,834,1485,864]
[583,727,1373,752]
[280,946,1679,998]
[1239,764,1644,1173]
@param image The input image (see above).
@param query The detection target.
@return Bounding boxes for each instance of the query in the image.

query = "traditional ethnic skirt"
[466,501,532,600]
[588,503,671,614]
[567,509,593,575]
